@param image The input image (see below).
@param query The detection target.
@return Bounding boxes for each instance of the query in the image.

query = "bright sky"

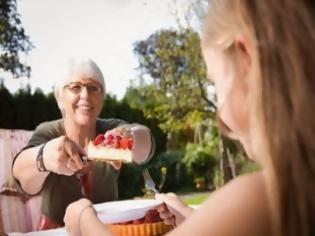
[1,0,192,99]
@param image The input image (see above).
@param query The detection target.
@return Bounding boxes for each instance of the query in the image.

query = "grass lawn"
[181,192,211,205]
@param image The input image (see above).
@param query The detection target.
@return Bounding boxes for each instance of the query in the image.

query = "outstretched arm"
[13,136,85,195]
[64,199,114,236]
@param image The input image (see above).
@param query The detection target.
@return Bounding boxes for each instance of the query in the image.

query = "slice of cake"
[87,132,134,162]
[106,209,173,236]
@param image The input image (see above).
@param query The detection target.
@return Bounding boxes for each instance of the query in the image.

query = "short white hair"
[54,57,105,95]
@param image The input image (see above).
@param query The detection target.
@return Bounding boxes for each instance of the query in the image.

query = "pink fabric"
[25,196,42,231]
[0,129,33,188]
[0,195,28,233]
[0,129,42,233]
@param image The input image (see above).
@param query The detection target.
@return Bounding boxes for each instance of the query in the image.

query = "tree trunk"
[219,135,236,185]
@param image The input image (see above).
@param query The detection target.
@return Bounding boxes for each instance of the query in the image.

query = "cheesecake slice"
[87,132,134,162]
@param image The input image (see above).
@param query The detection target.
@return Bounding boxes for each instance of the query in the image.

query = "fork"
[143,168,159,193]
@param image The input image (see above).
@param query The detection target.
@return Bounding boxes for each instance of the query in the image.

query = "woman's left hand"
[125,125,153,164]
[64,198,95,236]
[104,125,153,165]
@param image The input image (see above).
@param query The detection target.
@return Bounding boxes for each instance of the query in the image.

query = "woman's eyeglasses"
[64,82,103,94]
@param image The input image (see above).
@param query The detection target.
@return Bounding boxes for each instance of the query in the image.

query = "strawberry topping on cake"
[93,133,133,149]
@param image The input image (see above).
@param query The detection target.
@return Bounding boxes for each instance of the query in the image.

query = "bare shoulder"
[217,171,266,199]
[168,172,271,236]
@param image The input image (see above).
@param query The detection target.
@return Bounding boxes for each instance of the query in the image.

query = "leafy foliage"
[183,143,218,179]
[133,28,216,134]
[0,81,15,126]
[118,163,144,199]
[145,150,187,192]
[118,150,188,199]
[0,82,60,129]
[0,0,33,77]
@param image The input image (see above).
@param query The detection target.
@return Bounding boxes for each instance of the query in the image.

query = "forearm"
[181,205,195,219]
[12,146,49,195]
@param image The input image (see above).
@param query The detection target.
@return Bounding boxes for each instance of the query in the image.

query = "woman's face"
[202,46,254,158]
[57,71,104,127]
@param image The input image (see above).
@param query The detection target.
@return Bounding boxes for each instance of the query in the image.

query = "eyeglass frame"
[63,82,104,94]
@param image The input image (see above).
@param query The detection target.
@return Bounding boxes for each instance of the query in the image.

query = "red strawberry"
[119,138,129,149]
[94,134,105,145]
[107,134,115,140]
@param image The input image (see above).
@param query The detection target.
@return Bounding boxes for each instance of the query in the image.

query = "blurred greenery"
[0,0,33,77]
[182,192,210,205]
[183,143,218,186]
[0,83,60,129]
[118,150,188,199]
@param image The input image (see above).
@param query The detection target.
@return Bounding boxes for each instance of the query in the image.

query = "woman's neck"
[63,118,96,148]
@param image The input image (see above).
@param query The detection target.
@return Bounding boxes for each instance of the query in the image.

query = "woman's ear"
[54,89,64,110]
[233,35,252,77]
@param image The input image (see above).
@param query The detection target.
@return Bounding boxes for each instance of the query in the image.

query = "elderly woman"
[12,57,154,230]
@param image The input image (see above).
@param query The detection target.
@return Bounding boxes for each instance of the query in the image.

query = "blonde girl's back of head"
[203,1,315,236]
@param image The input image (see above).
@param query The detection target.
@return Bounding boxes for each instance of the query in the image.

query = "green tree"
[30,88,52,127]
[13,85,33,129]
[46,92,62,121]
[133,28,216,135]
[0,80,15,127]
[0,0,33,77]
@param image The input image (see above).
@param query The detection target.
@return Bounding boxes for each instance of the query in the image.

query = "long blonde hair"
[203,1,315,235]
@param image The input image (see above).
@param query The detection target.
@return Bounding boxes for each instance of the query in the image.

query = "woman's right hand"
[44,136,85,175]
[155,193,194,227]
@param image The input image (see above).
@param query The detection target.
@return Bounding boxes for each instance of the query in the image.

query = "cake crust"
[106,222,172,236]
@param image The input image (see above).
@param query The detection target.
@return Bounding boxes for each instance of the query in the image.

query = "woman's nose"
[79,86,89,98]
